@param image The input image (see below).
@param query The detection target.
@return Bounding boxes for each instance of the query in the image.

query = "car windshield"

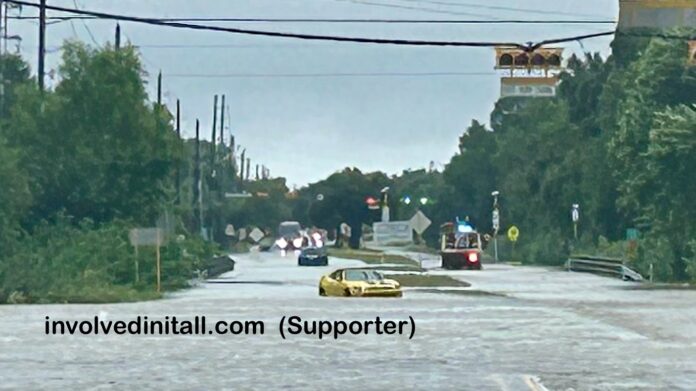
[278,222,301,237]
[344,270,384,281]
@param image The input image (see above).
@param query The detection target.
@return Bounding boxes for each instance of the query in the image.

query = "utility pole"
[38,0,46,91]
[193,119,202,233]
[218,94,226,192]
[175,99,181,204]
[115,23,121,51]
[255,164,259,180]
[239,148,246,187]
[210,95,218,168]
[219,94,225,147]
[157,70,162,106]
[246,157,251,181]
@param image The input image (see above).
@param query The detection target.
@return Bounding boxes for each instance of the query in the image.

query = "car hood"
[346,279,400,288]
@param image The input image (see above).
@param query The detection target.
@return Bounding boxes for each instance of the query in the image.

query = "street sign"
[129,228,165,246]
[571,205,580,223]
[128,228,165,293]
[507,226,520,242]
[409,210,432,235]
[373,221,412,245]
[249,227,265,243]
[238,228,247,241]
[492,209,500,231]
[225,224,236,237]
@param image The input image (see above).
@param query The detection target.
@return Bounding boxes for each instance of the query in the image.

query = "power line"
[398,0,608,19]
[6,16,617,24]
[331,0,499,19]
[72,0,100,47]
[165,71,497,79]
[5,0,616,50]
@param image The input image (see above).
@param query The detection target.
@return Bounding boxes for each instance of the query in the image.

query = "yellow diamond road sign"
[507,226,520,242]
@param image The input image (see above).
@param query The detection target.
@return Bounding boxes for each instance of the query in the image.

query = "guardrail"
[565,254,643,281]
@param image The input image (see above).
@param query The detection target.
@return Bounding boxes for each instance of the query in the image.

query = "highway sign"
[249,227,265,243]
[409,211,432,235]
[507,226,520,242]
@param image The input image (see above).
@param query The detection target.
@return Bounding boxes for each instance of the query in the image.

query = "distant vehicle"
[275,221,304,250]
[440,220,485,270]
[318,268,402,297]
[298,246,328,267]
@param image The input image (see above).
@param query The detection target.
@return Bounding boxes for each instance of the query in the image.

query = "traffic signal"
[494,47,564,72]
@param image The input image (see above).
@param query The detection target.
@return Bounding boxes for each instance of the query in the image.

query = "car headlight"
[276,238,288,249]
[293,238,303,248]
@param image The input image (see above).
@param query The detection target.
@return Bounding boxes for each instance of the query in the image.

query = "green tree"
[6,42,181,226]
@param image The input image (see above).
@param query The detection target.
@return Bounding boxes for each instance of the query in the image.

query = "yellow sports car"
[318,268,402,297]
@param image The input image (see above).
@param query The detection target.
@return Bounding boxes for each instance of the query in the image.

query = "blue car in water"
[298,246,328,267]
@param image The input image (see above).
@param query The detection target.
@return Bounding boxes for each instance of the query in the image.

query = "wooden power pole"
[38,0,46,91]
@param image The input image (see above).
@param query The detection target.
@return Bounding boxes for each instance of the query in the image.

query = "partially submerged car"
[298,246,328,267]
[319,268,402,297]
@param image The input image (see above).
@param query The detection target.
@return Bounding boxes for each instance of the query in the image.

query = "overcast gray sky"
[8,0,619,187]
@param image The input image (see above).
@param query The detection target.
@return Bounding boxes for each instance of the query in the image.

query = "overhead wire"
[330,0,500,19]
[6,16,617,24]
[165,71,497,79]
[397,0,608,19]
[5,0,618,51]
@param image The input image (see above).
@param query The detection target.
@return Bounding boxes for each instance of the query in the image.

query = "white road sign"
[492,209,500,231]
[249,227,265,243]
[129,228,165,246]
[225,224,236,237]
[409,211,432,235]
[238,228,247,241]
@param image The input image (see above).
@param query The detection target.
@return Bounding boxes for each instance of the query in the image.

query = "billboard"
[500,77,559,98]
[619,0,696,29]
[373,221,413,245]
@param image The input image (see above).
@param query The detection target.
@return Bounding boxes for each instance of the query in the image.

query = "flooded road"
[1,251,695,390]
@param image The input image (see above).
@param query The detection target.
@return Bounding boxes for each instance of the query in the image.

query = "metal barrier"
[565,254,643,281]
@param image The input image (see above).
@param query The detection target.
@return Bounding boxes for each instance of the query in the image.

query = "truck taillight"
[468,252,479,263]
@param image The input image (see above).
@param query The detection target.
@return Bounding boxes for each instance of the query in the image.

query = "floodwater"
[1,250,695,390]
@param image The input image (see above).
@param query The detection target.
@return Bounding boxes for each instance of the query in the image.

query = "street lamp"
[491,190,500,262]
[380,187,390,222]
